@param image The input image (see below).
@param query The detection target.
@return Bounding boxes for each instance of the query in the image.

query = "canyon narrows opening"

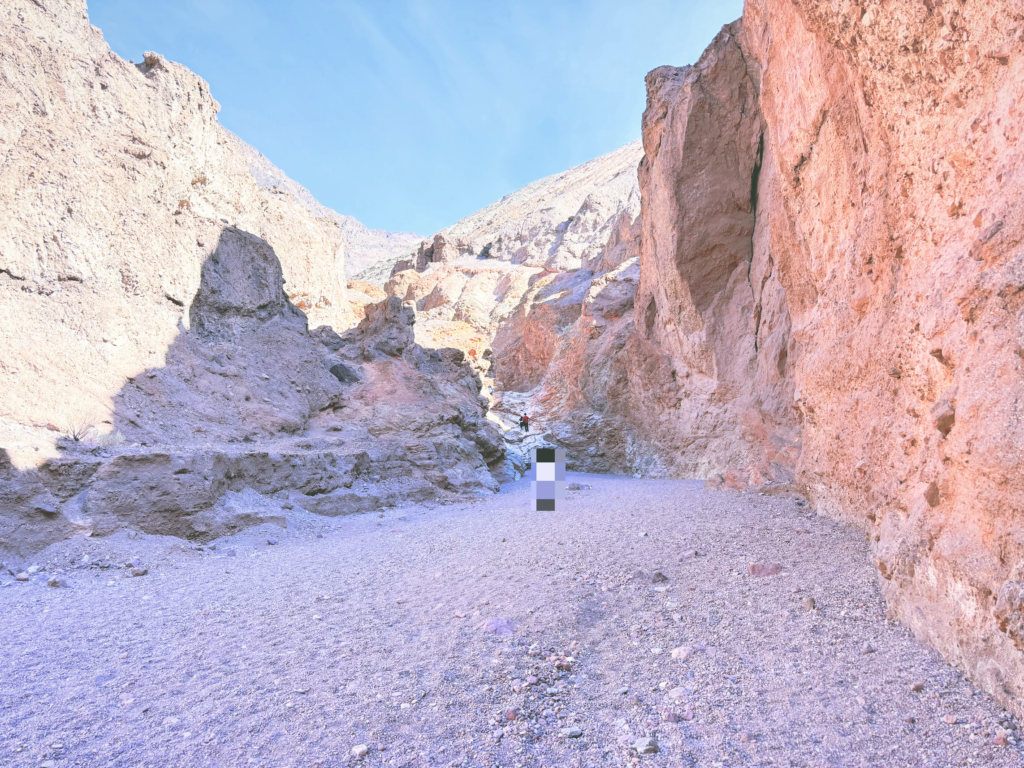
[2,0,1024,766]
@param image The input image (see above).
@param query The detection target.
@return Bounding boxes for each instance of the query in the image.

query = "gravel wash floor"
[2,474,1022,768]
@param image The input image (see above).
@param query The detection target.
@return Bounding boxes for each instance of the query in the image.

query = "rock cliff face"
[0,0,500,561]
[1,226,502,560]
[0,0,411,444]
[738,0,1024,717]
[394,0,1024,718]
[562,2,1024,717]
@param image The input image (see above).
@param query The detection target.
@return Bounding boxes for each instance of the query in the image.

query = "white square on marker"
[536,462,556,481]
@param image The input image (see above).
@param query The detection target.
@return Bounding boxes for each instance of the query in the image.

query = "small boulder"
[633,736,659,754]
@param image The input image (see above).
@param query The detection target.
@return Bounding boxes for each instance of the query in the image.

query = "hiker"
[520,413,530,432]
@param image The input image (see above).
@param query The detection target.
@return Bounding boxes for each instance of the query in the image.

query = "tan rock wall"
[740,0,1024,715]
[0,0,373,442]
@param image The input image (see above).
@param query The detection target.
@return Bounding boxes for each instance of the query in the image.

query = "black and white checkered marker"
[530,447,565,511]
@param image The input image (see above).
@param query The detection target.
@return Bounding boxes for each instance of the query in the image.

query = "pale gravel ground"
[2,474,1022,768]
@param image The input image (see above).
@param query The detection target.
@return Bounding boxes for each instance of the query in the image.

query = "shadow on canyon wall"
[1,226,504,563]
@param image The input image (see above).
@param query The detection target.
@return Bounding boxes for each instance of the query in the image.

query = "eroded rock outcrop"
[378,142,644,429]
[1,228,502,561]
[0,0,496,561]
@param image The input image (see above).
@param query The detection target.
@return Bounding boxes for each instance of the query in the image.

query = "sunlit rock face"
[457,1,1024,719]
[0,0,413,440]
[377,142,645,405]
[0,1,500,561]
[609,3,1024,717]
[736,0,1024,717]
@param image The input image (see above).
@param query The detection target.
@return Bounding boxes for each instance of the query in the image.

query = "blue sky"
[90,0,743,235]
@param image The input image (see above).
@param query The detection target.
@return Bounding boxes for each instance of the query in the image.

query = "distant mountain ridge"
[356,140,643,285]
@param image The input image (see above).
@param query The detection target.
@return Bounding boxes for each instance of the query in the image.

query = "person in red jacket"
[519,413,530,432]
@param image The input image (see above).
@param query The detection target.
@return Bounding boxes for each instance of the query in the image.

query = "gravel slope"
[2,475,1021,768]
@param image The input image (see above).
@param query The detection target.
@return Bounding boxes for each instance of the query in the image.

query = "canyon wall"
[460,0,1024,717]
[378,142,644,420]
[556,1,1023,716]
[740,0,1024,716]
[0,0,501,562]
[0,0,410,445]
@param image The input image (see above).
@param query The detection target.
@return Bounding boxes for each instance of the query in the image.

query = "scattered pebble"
[801,596,816,610]
[15,572,29,582]
[633,736,659,754]
[912,682,925,692]
[46,576,66,588]
[561,727,583,738]
[861,643,875,655]
[266,538,278,546]
[748,563,782,577]
[944,715,959,725]
[739,732,754,743]
[481,617,514,635]
[670,646,694,660]
[351,743,369,757]
[131,567,148,577]
[651,571,668,583]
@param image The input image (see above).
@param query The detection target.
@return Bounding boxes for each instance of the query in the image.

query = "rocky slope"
[235,138,422,278]
[0,0,501,561]
[360,140,643,285]
[0,0,412,448]
[1,225,503,562]
[378,142,644,443]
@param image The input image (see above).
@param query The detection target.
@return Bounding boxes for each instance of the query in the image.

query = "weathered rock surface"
[382,1,1024,720]
[0,0,413,446]
[379,142,644,434]
[1,227,502,560]
[737,0,1024,718]
[537,2,1024,719]
[0,0,498,559]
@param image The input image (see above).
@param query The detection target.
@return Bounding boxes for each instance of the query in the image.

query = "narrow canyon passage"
[3,477,1020,768]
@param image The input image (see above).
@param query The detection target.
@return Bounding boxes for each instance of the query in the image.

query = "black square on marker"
[536,448,556,463]
[536,499,556,511]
